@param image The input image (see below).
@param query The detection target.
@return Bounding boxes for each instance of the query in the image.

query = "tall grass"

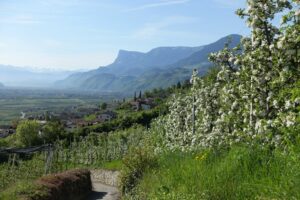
[128,145,300,200]
[0,154,46,191]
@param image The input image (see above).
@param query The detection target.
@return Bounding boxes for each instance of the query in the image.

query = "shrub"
[16,120,41,146]
[120,146,158,195]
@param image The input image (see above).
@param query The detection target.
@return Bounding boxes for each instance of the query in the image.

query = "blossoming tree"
[160,0,299,151]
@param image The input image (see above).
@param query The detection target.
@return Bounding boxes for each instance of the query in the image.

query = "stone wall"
[90,169,120,187]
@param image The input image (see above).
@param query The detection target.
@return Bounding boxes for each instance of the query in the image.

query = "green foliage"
[84,114,96,122]
[120,146,158,195]
[16,120,41,146]
[143,82,191,99]
[4,120,66,147]
[117,102,132,111]
[41,121,65,143]
[53,125,148,170]
[102,160,123,171]
[129,146,300,200]
[0,125,146,194]
[100,102,108,110]
[0,181,48,200]
[0,154,47,192]
[77,108,161,137]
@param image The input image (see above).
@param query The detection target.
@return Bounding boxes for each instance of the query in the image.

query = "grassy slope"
[130,146,300,200]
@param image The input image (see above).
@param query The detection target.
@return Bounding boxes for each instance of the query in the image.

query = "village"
[0,94,156,139]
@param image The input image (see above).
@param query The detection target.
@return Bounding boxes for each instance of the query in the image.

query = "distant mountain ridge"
[56,34,242,93]
[0,65,78,87]
[106,46,204,75]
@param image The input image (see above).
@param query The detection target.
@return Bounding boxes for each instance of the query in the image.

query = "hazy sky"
[0,0,248,70]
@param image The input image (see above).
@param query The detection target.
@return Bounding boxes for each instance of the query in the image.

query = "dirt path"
[87,181,120,200]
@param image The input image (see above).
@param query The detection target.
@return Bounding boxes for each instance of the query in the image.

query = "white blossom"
[273,100,279,108]
[286,114,296,127]
[158,0,299,151]
[285,100,293,109]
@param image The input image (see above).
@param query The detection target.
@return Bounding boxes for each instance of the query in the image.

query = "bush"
[41,121,65,143]
[120,146,158,195]
[16,120,41,146]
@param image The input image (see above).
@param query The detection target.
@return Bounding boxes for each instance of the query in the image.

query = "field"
[0,98,95,125]
[0,88,121,125]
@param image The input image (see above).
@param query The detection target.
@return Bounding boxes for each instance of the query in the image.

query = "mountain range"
[0,65,77,87]
[56,34,242,93]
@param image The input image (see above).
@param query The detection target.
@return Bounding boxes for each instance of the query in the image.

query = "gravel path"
[87,181,120,200]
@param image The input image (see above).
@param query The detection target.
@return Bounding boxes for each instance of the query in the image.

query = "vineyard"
[0,125,146,196]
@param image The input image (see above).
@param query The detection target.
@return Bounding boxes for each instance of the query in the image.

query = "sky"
[0,0,248,70]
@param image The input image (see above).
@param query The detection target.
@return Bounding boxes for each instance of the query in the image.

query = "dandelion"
[195,153,208,161]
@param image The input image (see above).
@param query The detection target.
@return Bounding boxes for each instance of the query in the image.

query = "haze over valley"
[0,64,79,88]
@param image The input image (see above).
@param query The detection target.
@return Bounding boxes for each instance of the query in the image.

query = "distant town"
[0,95,156,139]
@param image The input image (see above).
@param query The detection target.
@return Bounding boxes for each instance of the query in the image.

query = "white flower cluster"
[155,0,299,152]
